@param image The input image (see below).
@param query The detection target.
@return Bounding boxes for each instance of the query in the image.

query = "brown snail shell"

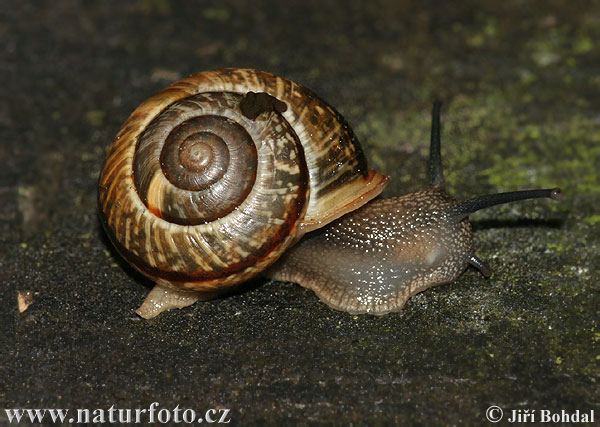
[98,68,388,317]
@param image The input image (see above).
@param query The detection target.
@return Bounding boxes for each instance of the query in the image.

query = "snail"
[98,68,561,319]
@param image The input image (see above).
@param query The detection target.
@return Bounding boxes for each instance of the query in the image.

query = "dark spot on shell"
[239,91,287,120]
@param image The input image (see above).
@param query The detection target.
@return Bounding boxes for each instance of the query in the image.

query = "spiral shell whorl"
[99,84,309,290]
[134,93,260,225]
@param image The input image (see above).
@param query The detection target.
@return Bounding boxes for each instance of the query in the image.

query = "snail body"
[265,189,473,314]
[98,69,561,318]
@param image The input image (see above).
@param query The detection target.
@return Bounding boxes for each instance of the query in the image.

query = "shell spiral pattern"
[98,69,388,292]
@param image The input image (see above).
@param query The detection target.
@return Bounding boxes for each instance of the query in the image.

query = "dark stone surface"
[2,1,598,424]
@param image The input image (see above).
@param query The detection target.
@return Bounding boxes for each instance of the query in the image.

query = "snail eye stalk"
[428,100,445,189]
[448,188,562,222]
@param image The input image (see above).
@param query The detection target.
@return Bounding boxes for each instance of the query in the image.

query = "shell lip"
[299,169,389,234]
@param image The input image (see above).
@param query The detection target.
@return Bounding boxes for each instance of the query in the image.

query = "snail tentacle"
[468,255,492,278]
[429,100,445,189]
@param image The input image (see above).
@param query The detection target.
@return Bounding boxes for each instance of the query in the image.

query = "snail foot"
[136,284,204,319]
